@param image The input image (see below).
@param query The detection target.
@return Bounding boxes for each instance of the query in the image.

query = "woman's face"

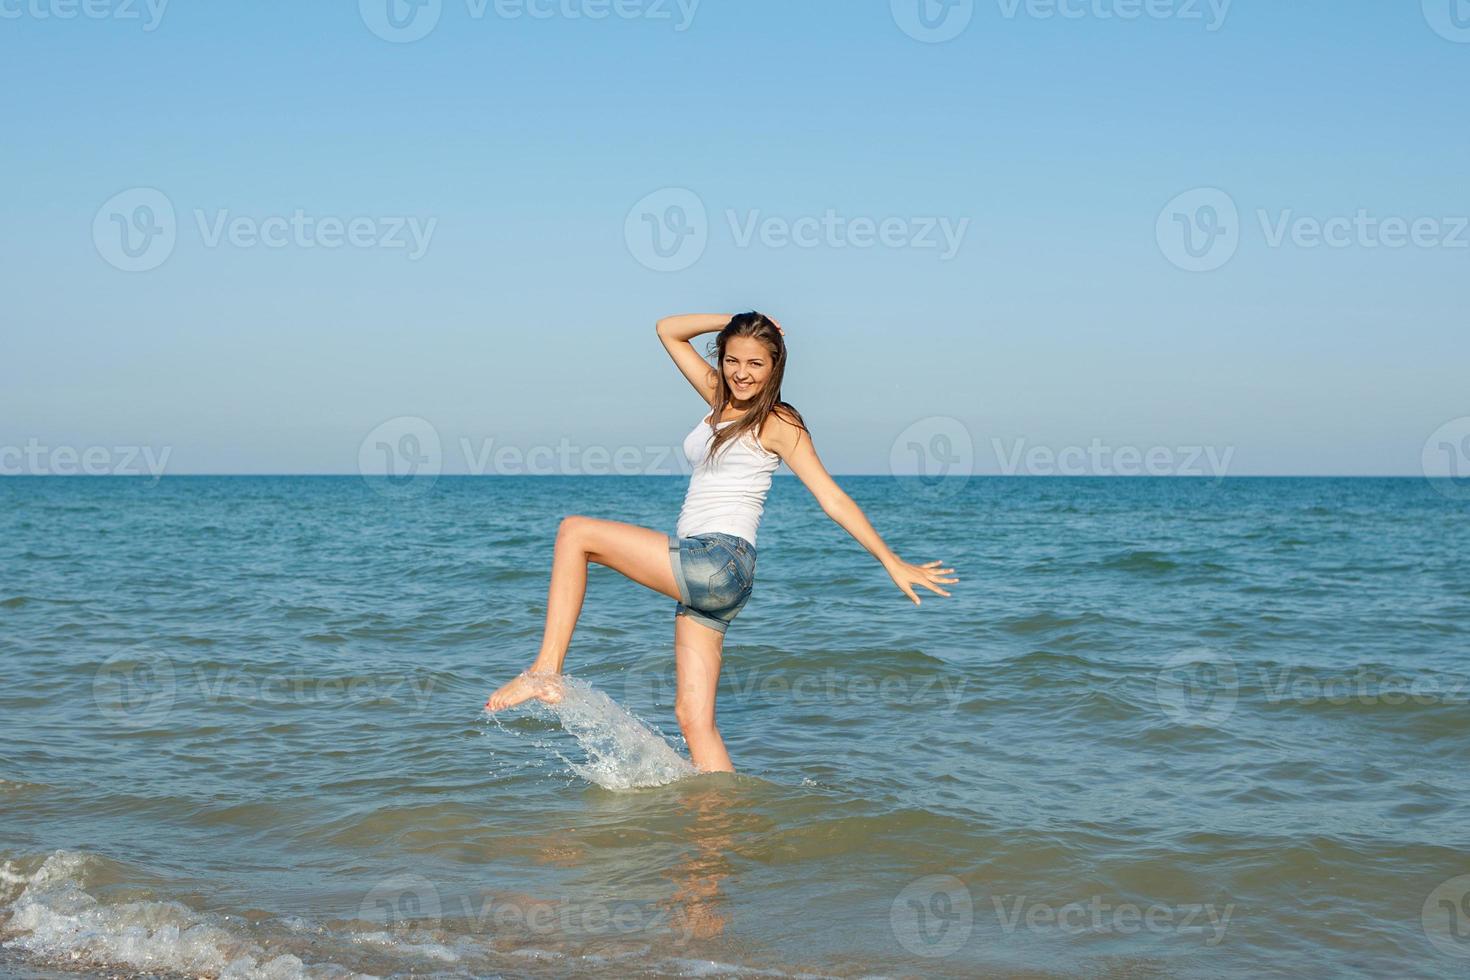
[722,336,772,403]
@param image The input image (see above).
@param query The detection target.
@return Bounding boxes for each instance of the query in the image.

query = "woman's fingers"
[898,559,958,604]
[920,563,957,581]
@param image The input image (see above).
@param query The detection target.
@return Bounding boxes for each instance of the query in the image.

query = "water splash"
[490,676,697,791]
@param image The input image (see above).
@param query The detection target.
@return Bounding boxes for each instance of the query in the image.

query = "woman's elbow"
[818,491,848,516]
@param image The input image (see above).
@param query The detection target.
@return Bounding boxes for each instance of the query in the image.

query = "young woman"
[485,312,958,772]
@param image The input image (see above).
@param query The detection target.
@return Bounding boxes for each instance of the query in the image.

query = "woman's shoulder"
[757,403,807,458]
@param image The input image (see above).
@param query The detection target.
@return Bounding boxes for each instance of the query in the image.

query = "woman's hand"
[886,558,957,605]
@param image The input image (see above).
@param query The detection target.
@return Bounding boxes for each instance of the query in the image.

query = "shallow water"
[1,476,1468,978]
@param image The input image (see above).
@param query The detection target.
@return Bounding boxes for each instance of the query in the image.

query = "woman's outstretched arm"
[768,415,958,606]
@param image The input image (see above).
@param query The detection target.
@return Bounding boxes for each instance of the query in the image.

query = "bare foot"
[485,670,565,712]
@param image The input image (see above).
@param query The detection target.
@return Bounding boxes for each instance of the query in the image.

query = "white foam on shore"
[0,851,373,980]
[0,849,820,980]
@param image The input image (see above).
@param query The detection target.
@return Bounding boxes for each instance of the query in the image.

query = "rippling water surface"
[1,476,1467,978]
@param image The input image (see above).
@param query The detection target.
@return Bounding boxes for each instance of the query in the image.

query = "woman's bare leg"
[674,614,733,773]
[486,516,682,710]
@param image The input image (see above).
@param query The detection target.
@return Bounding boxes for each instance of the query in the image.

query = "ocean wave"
[995,611,1112,636]
[0,849,830,980]
[0,850,373,980]
[1097,549,1180,574]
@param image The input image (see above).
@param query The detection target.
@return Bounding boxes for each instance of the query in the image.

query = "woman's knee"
[557,514,592,544]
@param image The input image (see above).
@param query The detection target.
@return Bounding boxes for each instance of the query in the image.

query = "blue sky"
[2,1,1467,477]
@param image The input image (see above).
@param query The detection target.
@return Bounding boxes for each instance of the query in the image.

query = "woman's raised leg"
[673,614,733,772]
[486,516,682,710]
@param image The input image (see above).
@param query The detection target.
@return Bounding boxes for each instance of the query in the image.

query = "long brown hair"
[702,312,808,464]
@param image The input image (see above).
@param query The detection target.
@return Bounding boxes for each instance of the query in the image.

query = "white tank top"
[676,410,781,546]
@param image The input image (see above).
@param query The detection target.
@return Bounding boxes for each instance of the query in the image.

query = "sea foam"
[0,850,371,979]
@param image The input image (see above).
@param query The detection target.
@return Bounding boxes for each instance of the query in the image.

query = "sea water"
[2,475,1468,978]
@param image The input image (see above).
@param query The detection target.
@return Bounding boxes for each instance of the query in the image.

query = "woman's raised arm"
[656,314,730,405]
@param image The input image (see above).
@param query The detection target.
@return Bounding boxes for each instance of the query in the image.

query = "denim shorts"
[667,531,757,634]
